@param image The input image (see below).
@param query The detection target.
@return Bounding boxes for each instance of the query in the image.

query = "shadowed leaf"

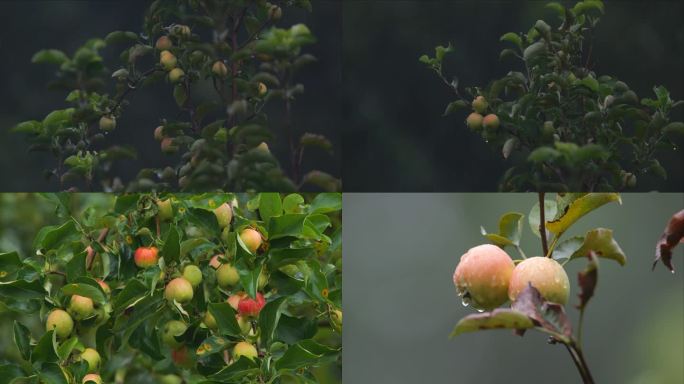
[653,209,684,272]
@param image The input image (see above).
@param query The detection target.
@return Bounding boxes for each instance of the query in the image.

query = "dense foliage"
[422,0,683,191]
[13,0,339,192]
[0,192,342,383]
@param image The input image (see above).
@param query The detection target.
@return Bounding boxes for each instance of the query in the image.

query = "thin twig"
[86,228,110,270]
[539,192,549,257]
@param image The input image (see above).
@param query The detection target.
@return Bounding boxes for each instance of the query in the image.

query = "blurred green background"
[0,193,341,384]
[343,193,684,383]
[0,1,341,191]
[342,1,684,191]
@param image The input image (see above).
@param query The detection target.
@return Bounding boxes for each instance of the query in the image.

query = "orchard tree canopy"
[0,192,342,383]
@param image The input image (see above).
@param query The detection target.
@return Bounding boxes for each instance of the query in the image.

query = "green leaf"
[65,250,87,283]
[268,248,315,269]
[310,193,341,214]
[0,364,25,382]
[259,193,282,223]
[566,228,626,265]
[56,336,79,360]
[208,303,242,336]
[104,30,138,45]
[528,147,560,163]
[523,41,546,61]
[449,309,534,338]
[269,214,308,239]
[114,195,139,214]
[282,194,305,214]
[112,279,147,315]
[546,193,621,235]
[37,362,68,384]
[480,212,524,247]
[31,330,59,363]
[663,122,684,136]
[12,120,43,134]
[0,279,45,300]
[500,32,522,49]
[275,340,340,371]
[552,236,584,261]
[259,296,287,346]
[61,283,106,305]
[185,207,220,236]
[529,200,557,238]
[443,100,468,116]
[13,321,31,361]
[32,49,68,65]
[0,251,22,281]
[578,75,599,93]
[174,84,188,107]
[196,335,231,357]
[208,357,259,381]
[237,258,262,299]
[163,225,181,264]
[33,220,78,251]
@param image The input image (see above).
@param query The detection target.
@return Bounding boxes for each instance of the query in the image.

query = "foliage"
[453,192,626,383]
[422,0,684,191]
[13,0,339,192]
[0,192,342,383]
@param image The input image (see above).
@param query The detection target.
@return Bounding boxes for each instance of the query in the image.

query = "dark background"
[0,0,342,191]
[342,0,684,191]
[344,193,684,383]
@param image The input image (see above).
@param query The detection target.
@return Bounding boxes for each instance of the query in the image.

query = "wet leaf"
[511,284,572,340]
[546,193,621,236]
[566,228,626,265]
[449,309,534,338]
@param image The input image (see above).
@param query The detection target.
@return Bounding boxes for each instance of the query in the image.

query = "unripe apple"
[165,278,194,303]
[256,142,270,153]
[159,374,182,384]
[227,291,248,310]
[472,96,488,114]
[542,121,555,138]
[330,308,342,333]
[239,228,262,254]
[466,113,483,131]
[508,256,570,304]
[68,294,95,320]
[453,244,515,310]
[168,68,185,83]
[161,137,178,154]
[156,36,173,51]
[257,82,267,96]
[160,50,177,71]
[233,341,257,361]
[236,315,251,335]
[213,203,233,228]
[173,25,191,38]
[182,265,203,287]
[483,114,500,130]
[157,199,173,221]
[80,348,101,373]
[268,4,283,21]
[162,320,188,348]
[203,311,217,330]
[134,246,159,268]
[46,309,74,339]
[216,263,240,288]
[212,61,228,78]
[154,126,164,141]
[96,279,110,296]
[99,115,116,131]
[82,374,102,384]
[237,292,266,318]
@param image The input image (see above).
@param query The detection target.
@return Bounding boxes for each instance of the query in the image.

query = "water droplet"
[461,297,471,307]
[476,308,485,313]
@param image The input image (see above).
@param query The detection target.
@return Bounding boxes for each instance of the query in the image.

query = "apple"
[82,374,102,384]
[472,96,488,114]
[160,50,177,71]
[157,198,173,221]
[168,68,185,83]
[483,114,500,130]
[453,244,515,310]
[227,291,248,310]
[330,308,342,333]
[466,113,483,131]
[256,142,270,153]
[236,315,251,335]
[239,228,262,254]
[216,263,240,288]
[173,25,191,38]
[212,61,228,78]
[68,294,95,320]
[203,311,217,330]
[159,374,182,384]
[268,3,283,21]
[165,278,194,303]
[45,309,74,339]
[134,246,159,268]
[232,341,257,361]
[80,348,101,373]
[154,125,164,141]
[213,203,233,229]
[237,292,265,318]
[508,256,570,305]
[182,265,203,287]
[162,320,187,348]
[156,36,173,50]
[99,116,116,131]
[161,137,178,154]
[209,254,224,269]
[257,82,267,96]
[96,279,110,296]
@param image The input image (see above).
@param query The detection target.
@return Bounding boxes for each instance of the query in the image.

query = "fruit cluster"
[453,244,569,310]
[466,96,500,141]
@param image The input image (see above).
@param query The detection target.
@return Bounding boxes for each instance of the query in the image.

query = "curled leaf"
[511,284,572,340]
[449,309,534,338]
[576,252,598,310]
[653,209,684,272]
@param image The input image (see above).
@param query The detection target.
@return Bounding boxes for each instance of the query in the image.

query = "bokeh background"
[344,193,684,383]
[0,1,341,191]
[342,1,684,191]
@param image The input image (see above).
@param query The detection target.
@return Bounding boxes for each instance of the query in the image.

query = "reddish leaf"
[653,209,684,272]
[576,251,598,310]
[511,284,572,340]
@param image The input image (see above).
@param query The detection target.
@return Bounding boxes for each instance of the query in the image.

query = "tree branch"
[539,192,549,257]
[86,228,110,270]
